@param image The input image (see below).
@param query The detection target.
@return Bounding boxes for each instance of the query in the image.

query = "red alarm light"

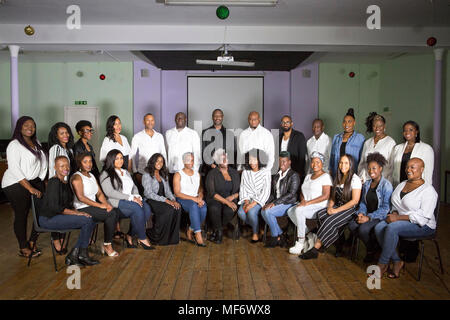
[349,72,355,78]
[99,74,106,80]
[427,37,437,47]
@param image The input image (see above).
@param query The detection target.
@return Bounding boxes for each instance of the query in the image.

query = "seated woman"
[237,149,271,243]
[39,156,98,266]
[287,151,332,255]
[348,152,393,263]
[261,151,300,248]
[100,149,153,250]
[300,154,362,259]
[71,152,119,257]
[142,153,181,245]
[205,149,240,244]
[173,152,207,247]
[374,158,437,279]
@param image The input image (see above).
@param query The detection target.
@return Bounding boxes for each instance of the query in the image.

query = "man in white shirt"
[238,111,275,172]
[130,113,167,185]
[165,112,201,174]
[306,119,331,174]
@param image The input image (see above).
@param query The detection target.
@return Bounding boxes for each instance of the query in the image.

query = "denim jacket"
[359,176,393,221]
[329,131,365,177]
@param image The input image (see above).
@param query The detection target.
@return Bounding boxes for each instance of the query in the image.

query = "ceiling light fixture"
[165,0,277,6]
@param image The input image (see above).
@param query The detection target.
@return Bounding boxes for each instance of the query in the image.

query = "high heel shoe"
[193,233,206,247]
[125,236,137,248]
[137,240,155,250]
[388,261,405,279]
[101,245,119,257]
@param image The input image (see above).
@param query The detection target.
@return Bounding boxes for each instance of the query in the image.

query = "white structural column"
[433,48,445,195]
[9,45,20,134]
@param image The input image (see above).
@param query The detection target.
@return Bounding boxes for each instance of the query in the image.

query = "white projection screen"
[187,76,263,131]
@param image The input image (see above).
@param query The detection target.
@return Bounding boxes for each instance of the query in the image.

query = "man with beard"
[201,108,236,178]
[279,115,307,182]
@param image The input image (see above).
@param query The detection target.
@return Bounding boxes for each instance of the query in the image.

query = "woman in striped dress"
[237,149,271,243]
[299,154,362,259]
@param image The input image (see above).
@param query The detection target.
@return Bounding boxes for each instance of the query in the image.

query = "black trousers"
[3,178,45,249]
[207,199,237,231]
[79,206,118,243]
[147,200,181,245]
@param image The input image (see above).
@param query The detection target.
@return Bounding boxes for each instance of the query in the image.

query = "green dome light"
[216,5,230,20]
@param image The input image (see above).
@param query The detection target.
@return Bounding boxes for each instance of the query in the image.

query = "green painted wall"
[318,63,381,139]
[0,62,133,142]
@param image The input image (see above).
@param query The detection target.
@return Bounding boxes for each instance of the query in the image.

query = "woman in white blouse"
[100,115,131,171]
[2,116,47,258]
[237,149,271,243]
[287,151,332,254]
[100,149,153,250]
[374,158,437,279]
[391,121,434,187]
[48,122,77,179]
[358,113,396,183]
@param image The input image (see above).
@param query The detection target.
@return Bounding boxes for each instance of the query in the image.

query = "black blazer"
[279,129,306,180]
[73,139,100,179]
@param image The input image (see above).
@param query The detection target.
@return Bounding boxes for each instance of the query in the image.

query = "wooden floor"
[0,202,449,300]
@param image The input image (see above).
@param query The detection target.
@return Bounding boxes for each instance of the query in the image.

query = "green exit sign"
[75,100,87,105]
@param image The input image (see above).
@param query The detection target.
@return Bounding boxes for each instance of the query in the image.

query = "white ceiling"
[0,0,449,27]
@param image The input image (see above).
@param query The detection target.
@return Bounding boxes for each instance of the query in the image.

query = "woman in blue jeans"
[173,152,207,247]
[348,152,393,263]
[39,156,98,266]
[374,158,437,279]
[237,149,271,243]
[100,149,154,250]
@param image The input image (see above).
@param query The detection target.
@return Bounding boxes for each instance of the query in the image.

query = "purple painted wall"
[263,71,291,130]
[133,62,319,137]
[133,61,161,133]
[290,62,319,140]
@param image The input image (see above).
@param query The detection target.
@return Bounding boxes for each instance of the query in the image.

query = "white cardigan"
[391,181,437,229]
[391,141,434,187]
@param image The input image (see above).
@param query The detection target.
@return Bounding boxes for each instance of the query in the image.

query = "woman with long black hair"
[299,154,362,260]
[99,115,131,171]
[73,120,100,180]
[2,116,47,258]
[142,153,181,245]
[48,122,77,179]
[100,149,153,250]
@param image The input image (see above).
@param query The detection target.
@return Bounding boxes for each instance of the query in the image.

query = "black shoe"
[194,234,207,247]
[65,248,84,267]
[78,248,100,266]
[126,236,137,248]
[264,236,280,248]
[214,230,223,244]
[250,239,259,244]
[208,231,217,242]
[138,240,155,250]
[299,247,319,260]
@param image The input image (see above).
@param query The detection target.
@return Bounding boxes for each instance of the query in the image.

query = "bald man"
[238,111,275,171]
[165,112,201,174]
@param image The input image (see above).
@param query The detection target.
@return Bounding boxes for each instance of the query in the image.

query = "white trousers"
[287,203,327,238]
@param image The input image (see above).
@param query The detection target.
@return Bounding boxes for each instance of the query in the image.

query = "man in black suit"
[201,108,236,178]
[279,115,307,182]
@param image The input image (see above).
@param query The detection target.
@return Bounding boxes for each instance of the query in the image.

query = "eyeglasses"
[82,129,95,133]
[281,121,291,125]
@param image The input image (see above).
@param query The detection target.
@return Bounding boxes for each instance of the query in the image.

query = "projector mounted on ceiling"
[165,0,277,6]
[196,45,255,68]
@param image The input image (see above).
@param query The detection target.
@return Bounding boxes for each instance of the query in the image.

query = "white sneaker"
[289,240,305,255]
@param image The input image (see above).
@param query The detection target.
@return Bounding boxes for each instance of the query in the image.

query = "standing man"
[130,113,167,188]
[201,108,236,177]
[165,112,202,180]
[306,118,331,174]
[279,115,307,181]
[238,111,275,172]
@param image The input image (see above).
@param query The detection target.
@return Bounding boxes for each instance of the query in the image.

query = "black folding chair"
[29,195,79,272]
[402,202,444,281]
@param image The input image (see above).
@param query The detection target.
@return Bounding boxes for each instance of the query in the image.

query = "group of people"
[1,107,438,279]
